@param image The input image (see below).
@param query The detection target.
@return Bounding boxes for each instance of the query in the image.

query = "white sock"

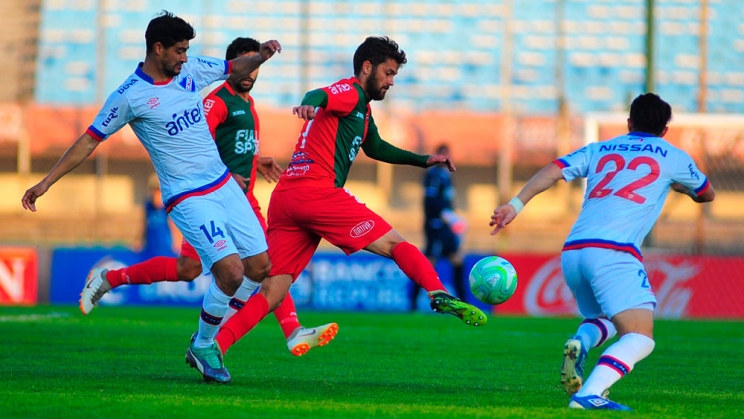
[574,318,617,348]
[220,276,261,326]
[577,333,655,397]
[194,281,233,349]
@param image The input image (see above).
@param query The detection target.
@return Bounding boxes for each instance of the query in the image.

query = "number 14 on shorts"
[200,220,225,244]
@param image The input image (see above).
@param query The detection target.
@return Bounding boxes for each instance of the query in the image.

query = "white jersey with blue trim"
[555,132,709,259]
[86,56,232,207]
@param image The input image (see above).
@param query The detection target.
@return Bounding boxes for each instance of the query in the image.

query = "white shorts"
[168,178,267,270]
[561,247,657,319]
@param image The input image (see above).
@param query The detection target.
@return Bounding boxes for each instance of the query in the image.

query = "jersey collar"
[135,62,174,86]
[223,81,253,102]
[348,76,371,103]
[628,131,657,137]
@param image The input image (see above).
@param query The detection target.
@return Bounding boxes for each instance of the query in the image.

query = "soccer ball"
[468,256,518,305]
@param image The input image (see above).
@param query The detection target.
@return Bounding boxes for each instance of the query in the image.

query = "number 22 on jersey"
[589,153,660,204]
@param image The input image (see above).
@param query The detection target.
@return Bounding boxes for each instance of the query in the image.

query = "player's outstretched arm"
[231,40,281,79]
[21,132,100,212]
[671,181,716,203]
[490,162,564,235]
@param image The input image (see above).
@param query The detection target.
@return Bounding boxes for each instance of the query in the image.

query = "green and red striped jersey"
[276,77,428,191]
[202,82,260,196]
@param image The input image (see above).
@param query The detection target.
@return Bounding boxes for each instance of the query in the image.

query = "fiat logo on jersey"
[350,220,375,238]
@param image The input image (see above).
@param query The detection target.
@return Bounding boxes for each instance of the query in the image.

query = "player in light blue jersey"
[489,93,715,411]
[21,11,281,383]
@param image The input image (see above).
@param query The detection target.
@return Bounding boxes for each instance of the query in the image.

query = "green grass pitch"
[1,306,742,418]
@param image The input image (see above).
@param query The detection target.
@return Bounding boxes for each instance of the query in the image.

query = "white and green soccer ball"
[468,256,518,305]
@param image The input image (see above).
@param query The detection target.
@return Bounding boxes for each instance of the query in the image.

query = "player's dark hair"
[629,93,672,136]
[435,143,449,154]
[145,11,196,54]
[225,37,261,61]
[353,36,407,76]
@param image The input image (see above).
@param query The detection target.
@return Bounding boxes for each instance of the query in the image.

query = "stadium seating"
[34,0,744,114]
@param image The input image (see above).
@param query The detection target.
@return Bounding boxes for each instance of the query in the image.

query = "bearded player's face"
[366,59,399,101]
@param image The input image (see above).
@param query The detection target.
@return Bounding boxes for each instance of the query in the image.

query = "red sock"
[273,293,301,339]
[105,256,179,288]
[216,293,270,354]
[391,242,446,293]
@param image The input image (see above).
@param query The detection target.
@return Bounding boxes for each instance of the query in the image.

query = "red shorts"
[267,187,392,280]
[180,194,267,261]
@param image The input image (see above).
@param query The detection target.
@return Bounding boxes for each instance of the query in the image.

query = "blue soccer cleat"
[185,333,231,383]
[569,394,632,411]
[561,337,587,396]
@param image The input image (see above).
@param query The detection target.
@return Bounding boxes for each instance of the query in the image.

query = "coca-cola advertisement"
[483,253,744,319]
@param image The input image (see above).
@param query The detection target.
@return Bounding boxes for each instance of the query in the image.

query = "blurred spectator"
[140,173,179,257]
[412,143,466,310]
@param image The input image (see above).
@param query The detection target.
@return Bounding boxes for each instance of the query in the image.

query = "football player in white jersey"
[489,93,715,410]
[21,11,281,384]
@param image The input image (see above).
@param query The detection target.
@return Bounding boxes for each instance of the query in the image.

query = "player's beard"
[163,62,182,78]
[365,71,388,101]
[233,76,255,93]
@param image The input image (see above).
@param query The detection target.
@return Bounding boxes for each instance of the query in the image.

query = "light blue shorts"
[561,247,657,319]
[168,178,267,270]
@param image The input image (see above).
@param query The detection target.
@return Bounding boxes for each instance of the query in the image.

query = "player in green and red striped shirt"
[216,37,488,356]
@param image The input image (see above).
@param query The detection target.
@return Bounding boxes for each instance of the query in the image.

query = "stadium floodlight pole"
[555,0,573,213]
[93,1,109,241]
[694,0,710,255]
[697,0,709,113]
[644,0,656,93]
[497,0,514,225]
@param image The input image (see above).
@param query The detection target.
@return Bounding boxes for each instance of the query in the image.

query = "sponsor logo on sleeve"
[196,57,220,68]
[350,220,375,238]
[687,163,700,180]
[117,79,138,94]
[329,83,352,95]
[101,107,119,127]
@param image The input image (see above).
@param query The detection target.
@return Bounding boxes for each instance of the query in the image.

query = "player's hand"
[21,182,50,212]
[426,154,456,172]
[292,105,316,121]
[257,156,283,183]
[231,173,249,191]
[489,204,518,235]
[259,40,281,62]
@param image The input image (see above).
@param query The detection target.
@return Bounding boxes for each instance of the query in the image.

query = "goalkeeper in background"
[411,143,467,311]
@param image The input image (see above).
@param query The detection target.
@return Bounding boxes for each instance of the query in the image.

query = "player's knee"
[244,253,272,282]
[259,276,290,310]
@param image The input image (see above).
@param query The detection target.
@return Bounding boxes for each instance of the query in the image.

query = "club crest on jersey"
[165,108,202,135]
[179,75,196,92]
